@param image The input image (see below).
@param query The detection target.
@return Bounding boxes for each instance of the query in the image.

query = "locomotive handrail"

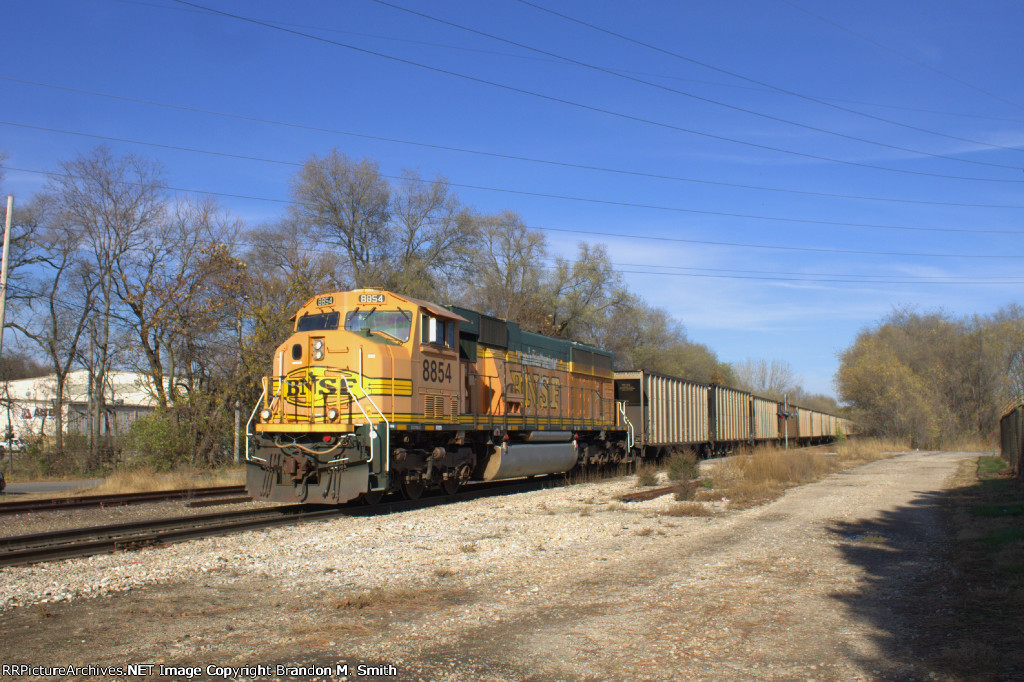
[245,379,268,464]
[358,350,390,492]
[334,373,375,466]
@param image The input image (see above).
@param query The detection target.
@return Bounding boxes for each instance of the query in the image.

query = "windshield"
[345,310,412,342]
[296,311,340,332]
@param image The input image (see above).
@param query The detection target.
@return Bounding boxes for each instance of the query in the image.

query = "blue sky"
[2,0,1023,397]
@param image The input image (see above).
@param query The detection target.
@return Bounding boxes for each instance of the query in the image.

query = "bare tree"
[465,211,547,323]
[2,194,97,457]
[287,150,476,298]
[734,358,801,398]
[45,147,167,459]
[113,195,240,408]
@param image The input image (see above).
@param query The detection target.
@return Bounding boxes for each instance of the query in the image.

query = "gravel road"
[0,450,979,681]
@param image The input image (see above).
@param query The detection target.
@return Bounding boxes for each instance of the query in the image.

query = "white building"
[0,370,160,440]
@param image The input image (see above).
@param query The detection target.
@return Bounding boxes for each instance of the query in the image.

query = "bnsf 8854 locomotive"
[246,289,633,504]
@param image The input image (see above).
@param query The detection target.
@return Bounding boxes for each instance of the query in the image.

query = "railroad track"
[0,476,561,567]
[0,485,247,515]
[0,505,345,567]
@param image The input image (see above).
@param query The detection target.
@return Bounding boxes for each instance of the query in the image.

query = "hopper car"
[246,289,851,504]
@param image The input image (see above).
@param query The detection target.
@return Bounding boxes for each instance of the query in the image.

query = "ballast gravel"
[0,451,983,681]
[0,475,703,611]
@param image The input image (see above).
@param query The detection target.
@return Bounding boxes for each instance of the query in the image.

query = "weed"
[635,527,653,536]
[978,456,1010,478]
[674,486,696,501]
[604,501,623,512]
[332,586,461,611]
[666,451,699,481]
[579,507,593,517]
[459,542,478,553]
[702,478,713,489]
[662,502,711,517]
[432,567,455,578]
[635,465,658,488]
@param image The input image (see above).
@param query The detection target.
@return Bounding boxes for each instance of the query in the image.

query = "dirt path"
[0,451,977,681]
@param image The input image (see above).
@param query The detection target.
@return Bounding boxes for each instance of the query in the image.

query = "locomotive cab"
[248,289,471,504]
[246,288,631,506]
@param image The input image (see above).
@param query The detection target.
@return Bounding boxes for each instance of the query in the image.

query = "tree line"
[3,146,766,472]
[836,306,1024,448]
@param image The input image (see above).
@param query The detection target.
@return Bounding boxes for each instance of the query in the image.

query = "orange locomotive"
[246,289,635,504]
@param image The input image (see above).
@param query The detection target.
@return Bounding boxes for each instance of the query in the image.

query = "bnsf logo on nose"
[282,368,351,407]
[286,376,339,397]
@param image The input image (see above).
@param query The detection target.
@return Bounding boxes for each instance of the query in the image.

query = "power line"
[5,77,1024,209]
[5,127,1024,237]
[604,261,1024,282]
[165,0,1024,185]
[535,226,1024,259]
[116,0,1024,127]
[777,0,1024,112]
[511,0,1024,153]
[6,163,1024,261]
[375,0,1023,169]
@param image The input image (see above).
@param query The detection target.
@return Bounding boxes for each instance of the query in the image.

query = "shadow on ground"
[828,474,1024,681]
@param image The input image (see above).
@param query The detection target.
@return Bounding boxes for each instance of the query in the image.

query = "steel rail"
[0,485,247,515]
[0,475,579,567]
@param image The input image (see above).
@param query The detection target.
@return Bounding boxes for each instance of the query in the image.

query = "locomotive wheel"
[441,477,460,495]
[359,489,384,505]
[401,479,425,500]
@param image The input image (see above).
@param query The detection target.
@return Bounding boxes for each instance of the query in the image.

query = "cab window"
[296,311,340,332]
[420,315,456,349]
[344,310,412,342]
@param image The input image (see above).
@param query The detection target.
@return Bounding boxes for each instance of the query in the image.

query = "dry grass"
[332,586,464,611]
[938,435,998,452]
[832,437,907,466]
[634,527,653,536]
[707,439,903,508]
[661,502,712,517]
[19,466,246,499]
[635,464,659,487]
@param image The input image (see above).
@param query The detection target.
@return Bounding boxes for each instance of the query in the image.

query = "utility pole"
[87,321,95,461]
[233,314,241,464]
[0,197,12,365]
[0,197,13,455]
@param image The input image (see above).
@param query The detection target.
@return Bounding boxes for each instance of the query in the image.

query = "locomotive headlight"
[313,349,325,361]
[327,408,339,421]
[313,339,324,350]
[260,409,272,421]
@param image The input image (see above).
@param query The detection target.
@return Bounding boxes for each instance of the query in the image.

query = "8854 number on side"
[422,359,452,383]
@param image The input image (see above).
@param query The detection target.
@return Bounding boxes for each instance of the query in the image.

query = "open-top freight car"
[611,369,848,457]
[614,371,708,458]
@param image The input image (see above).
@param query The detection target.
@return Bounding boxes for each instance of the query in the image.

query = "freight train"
[246,288,852,504]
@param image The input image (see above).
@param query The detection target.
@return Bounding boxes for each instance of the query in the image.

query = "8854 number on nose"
[422,359,452,383]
